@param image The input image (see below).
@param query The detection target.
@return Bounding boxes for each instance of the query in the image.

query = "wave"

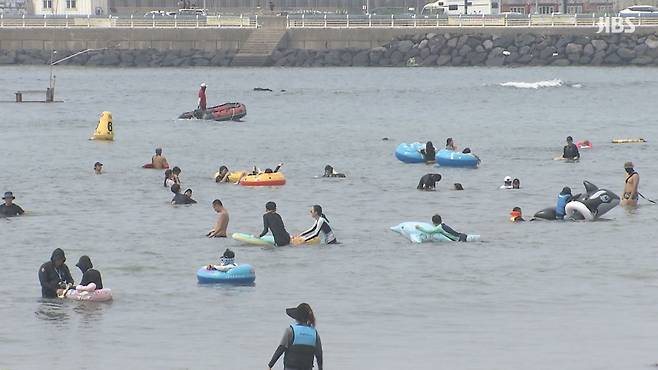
[499,79,567,89]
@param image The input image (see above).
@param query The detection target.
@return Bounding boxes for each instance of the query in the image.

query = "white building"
[31,0,108,15]
[421,0,500,14]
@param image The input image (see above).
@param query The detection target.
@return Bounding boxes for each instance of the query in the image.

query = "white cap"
[200,82,207,87]
[504,176,512,182]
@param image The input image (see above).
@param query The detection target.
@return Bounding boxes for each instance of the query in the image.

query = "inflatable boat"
[576,140,592,149]
[196,264,255,284]
[395,143,426,164]
[239,173,286,186]
[64,288,113,302]
[178,103,247,122]
[435,149,480,168]
[390,222,480,243]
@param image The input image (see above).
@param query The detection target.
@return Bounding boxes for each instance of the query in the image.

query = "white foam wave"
[499,79,564,89]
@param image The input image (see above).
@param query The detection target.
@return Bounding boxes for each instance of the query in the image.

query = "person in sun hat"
[0,191,24,217]
[268,303,323,370]
[206,248,237,271]
[622,161,639,207]
[500,176,513,189]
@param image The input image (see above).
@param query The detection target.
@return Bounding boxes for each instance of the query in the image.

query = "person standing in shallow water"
[268,303,323,370]
[38,248,75,298]
[0,191,24,217]
[622,161,639,207]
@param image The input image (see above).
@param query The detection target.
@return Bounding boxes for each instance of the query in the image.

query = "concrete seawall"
[2,26,658,66]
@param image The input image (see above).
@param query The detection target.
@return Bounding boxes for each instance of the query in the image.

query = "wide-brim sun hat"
[286,303,310,322]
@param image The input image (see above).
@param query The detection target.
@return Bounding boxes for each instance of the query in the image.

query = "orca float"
[533,181,620,221]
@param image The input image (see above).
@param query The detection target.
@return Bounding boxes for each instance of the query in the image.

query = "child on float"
[207,249,237,272]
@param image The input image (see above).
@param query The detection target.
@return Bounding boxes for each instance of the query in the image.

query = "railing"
[0,13,259,28]
[286,13,658,28]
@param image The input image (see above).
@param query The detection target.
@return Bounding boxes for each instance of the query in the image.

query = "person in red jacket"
[198,82,207,111]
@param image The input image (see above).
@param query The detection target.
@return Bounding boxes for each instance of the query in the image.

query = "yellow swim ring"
[91,111,114,141]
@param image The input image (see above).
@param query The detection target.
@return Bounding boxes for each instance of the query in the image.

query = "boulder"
[420,47,430,59]
[426,32,437,40]
[436,54,451,66]
[451,56,463,66]
[539,46,557,60]
[421,54,438,66]
[353,50,369,66]
[467,51,487,65]
[396,40,414,53]
[646,36,658,49]
[446,37,458,48]
[482,39,494,50]
[616,47,635,60]
[565,42,583,55]
[492,35,513,48]
[630,56,653,65]
[458,44,472,57]
[604,53,622,64]
[591,39,607,51]
[551,59,570,66]
[418,39,429,50]
[583,44,594,57]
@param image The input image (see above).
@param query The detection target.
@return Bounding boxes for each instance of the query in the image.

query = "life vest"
[284,324,317,369]
[556,193,571,218]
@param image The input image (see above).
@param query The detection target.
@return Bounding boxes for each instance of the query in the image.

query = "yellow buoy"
[91,111,114,141]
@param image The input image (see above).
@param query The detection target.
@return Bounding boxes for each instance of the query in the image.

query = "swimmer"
[556,136,580,161]
[151,148,169,169]
[622,161,639,207]
[417,173,442,191]
[163,169,175,188]
[445,138,457,151]
[215,165,231,183]
[453,183,464,191]
[207,199,229,238]
[94,162,103,175]
[294,205,337,245]
[172,166,182,185]
[38,248,74,298]
[268,303,323,370]
[0,191,24,217]
[323,165,346,178]
[510,207,525,222]
[419,141,436,163]
[206,248,237,271]
[415,214,467,242]
[184,188,197,203]
[500,176,513,189]
[258,201,290,246]
[556,186,572,220]
[75,255,103,291]
[171,184,196,205]
[512,178,520,189]
[198,82,207,111]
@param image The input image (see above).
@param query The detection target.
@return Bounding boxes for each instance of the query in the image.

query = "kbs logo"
[597,17,636,34]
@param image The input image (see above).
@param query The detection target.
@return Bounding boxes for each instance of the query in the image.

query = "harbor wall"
[1,26,658,66]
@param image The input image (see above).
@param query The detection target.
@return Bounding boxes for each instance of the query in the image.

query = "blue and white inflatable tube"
[395,142,425,164]
[196,264,256,284]
[435,149,480,168]
[390,222,480,243]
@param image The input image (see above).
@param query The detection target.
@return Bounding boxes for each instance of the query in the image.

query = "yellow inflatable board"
[612,138,646,144]
[213,171,245,183]
[239,172,286,186]
[91,111,114,141]
[291,236,320,246]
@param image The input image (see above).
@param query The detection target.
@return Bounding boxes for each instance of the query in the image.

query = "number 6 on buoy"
[90,111,114,141]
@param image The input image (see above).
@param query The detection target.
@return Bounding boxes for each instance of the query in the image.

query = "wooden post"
[15,92,22,102]
[46,88,55,102]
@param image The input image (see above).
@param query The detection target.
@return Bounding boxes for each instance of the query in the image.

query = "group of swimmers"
[38,248,104,299]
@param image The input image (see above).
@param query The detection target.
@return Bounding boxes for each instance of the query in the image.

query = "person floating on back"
[207,199,230,238]
[419,141,436,163]
[94,162,103,175]
[151,148,169,169]
[323,165,346,178]
[206,248,237,271]
[295,205,337,245]
[259,201,290,246]
[417,173,442,191]
[0,191,24,217]
[268,303,323,370]
[556,186,572,220]
[171,184,196,205]
[75,255,104,292]
[415,214,467,242]
[39,248,75,298]
[510,207,525,222]
[622,161,640,207]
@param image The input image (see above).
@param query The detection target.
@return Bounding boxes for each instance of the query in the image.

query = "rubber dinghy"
[178,102,247,121]
[390,222,480,243]
[533,181,620,221]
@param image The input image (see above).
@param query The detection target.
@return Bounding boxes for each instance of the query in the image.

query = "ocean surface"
[1,66,657,370]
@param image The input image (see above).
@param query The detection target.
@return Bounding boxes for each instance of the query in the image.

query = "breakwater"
[1,26,658,66]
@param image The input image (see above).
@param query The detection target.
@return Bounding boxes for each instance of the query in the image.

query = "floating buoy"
[91,111,114,141]
[612,138,646,144]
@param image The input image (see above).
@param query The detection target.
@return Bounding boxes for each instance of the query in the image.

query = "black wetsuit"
[563,143,580,160]
[38,248,74,298]
[420,146,436,162]
[417,174,442,190]
[0,203,24,217]
[172,193,196,205]
[259,212,290,246]
[76,256,103,289]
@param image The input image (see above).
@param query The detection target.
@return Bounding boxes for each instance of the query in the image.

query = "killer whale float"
[390,222,480,243]
[533,181,620,221]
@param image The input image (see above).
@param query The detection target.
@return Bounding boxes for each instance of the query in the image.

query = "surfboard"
[232,233,275,246]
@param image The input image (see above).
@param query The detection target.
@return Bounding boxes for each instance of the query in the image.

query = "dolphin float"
[533,181,620,221]
[390,222,480,243]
